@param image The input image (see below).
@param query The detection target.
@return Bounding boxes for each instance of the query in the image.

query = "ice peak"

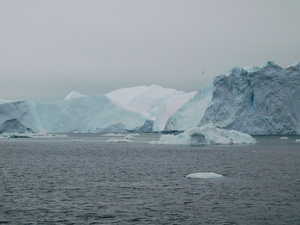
[65,91,86,100]
[290,61,300,69]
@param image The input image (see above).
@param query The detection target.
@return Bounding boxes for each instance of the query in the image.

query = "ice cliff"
[0,96,147,133]
[0,85,195,133]
[165,61,300,135]
[199,62,300,134]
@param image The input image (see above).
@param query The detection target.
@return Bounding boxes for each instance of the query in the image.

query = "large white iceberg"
[150,124,256,145]
[105,84,195,121]
[199,62,300,135]
[0,85,195,134]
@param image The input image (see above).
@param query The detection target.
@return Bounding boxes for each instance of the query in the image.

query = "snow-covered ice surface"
[186,172,223,179]
[150,124,256,145]
[106,84,195,121]
[165,84,212,131]
[64,91,87,100]
[199,61,300,135]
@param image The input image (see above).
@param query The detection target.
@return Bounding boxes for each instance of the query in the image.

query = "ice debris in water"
[295,139,300,143]
[0,132,67,139]
[186,172,223,179]
[150,124,256,145]
[280,137,288,139]
[106,138,133,143]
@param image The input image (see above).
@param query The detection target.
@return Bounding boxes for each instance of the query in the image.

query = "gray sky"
[1,0,300,101]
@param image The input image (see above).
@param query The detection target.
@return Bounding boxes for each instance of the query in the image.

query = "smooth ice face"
[152,91,196,131]
[0,95,147,133]
[186,172,223,179]
[150,124,256,145]
[106,84,195,121]
[165,84,212,131]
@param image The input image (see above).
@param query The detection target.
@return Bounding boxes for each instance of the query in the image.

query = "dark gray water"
[1,134,300,224]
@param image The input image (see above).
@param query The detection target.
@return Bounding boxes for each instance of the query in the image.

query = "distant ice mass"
[65,91,87,100]
[1,85,195,134]
[0,96,148,133]
[150,124,256,145]
[186,172,223,179]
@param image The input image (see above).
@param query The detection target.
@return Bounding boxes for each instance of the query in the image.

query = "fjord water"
[1,135,300,224]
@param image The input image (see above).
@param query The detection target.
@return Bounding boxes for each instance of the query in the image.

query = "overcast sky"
[1,0,300,101]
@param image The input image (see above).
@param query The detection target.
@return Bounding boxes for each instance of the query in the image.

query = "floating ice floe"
[280,137,288,139]
[106,138,133,143]
[295,139,300,143]
[186,172,224,179]
[149,124,256,145]
[71,139,84,142]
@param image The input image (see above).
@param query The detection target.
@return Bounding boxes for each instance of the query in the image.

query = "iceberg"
[0,96,148,133]
[150,124,256,145]
[165,84,212,131]
[0,85,195,134]
[199,61,300,135]
[186,172,223,179]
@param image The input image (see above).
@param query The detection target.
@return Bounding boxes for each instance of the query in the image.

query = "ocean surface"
[1,134,300,225]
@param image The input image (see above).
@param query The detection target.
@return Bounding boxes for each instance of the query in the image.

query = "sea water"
[1,134,300,224]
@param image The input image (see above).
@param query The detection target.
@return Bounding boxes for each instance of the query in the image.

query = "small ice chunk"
[186,172,223,179]
[106,138,133,143]
[295,139,300,143]
[280,137,288,139]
